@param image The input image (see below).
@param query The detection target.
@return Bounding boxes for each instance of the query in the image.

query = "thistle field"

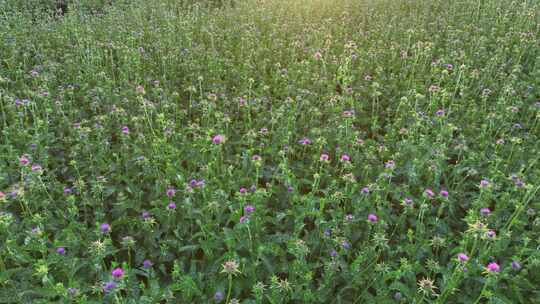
[0,0,539,303]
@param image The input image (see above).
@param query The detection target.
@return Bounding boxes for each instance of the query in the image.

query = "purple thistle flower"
[63,187,72,194]
[196,180,205,187]
[56,247,66,255]
[330,249,338,258]
[9,190,18,198]
[440,190,449,198]
[342,110,355,117]
[111,268,124,279]
[100,223,111,233]
[404,198,413,205]
[212,134,225,144]
[103,281,117,293]
[244,205,255,215]
[239,187,248,194]
[121,126,129,135]
[480,179,490,188]
[189,179,198,187]
[287,186,294,193]
[436,109,445,116]
[166,188,176,198]
[251,155,261,161]
[368,214,378,222]
[457,253,469,262]
[19,155,30,166]
[345,214,354,221]
[341,240,350,250]
[167,202,176,210]
[143,259,153,269]
[514,178,524,188]
[324,229,332,237]
[424,188,435,198]
[340,154,350,162]
[141,211,151,220]
[67,288,78,296]
[320,153,330,162]
[313,51,322,60]
[511,260,521,270]
[239,216,249,224]
[298,137,312,145]
[486,230,496,238]
[250,185,257,192]
[486,262,500,273]
[30,164,42,172]
[480,208,491,216]
[361,187,370,194]
[214,291,224,302]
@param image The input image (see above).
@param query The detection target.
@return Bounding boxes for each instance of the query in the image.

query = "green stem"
[226,274,233,304]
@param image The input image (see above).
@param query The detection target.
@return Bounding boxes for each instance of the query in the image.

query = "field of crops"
[0,0,539,303]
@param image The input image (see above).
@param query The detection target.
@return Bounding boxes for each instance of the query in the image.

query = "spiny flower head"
[221,260,241,276]
[212,134,226,144]
[457,253,469,262]
[486,262,500,273]
[112,267,124,279]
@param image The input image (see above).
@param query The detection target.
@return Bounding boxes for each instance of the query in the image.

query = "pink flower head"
[480,208,491,216]
[239,187,248,194]
[112,267,124,279]
[0,191,5,200]
[480,179,490,188]
[313,51,322,60]
[361,187,370,194]
[19,155,30,166]
[424,188,435,198]
[340,154,350,162]
[367,214,378,222]
[320,153,330,162]
[440,190,449,198]
[166,188,176,198]
[239,216,249,224]
[167,202,177,210]
[244,204,255,214]
[404,198,413,205]
[486,262,500,273]
[31,164,42,172]
[100,223,111,233]
[457,253,469,262]
[251,155,261,161]
[435,109,445,116]
[342,110,355,117]
[298,137,312,145]
[486,230,496,238]
[212,134,225,145]
[121,126,129,135]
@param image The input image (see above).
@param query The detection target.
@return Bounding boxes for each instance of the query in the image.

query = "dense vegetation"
[0,0,539,302]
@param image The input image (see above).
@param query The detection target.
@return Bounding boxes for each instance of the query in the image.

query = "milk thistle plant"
[0,0,539,302]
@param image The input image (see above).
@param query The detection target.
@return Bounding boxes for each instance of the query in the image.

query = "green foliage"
[0,0,539,303]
